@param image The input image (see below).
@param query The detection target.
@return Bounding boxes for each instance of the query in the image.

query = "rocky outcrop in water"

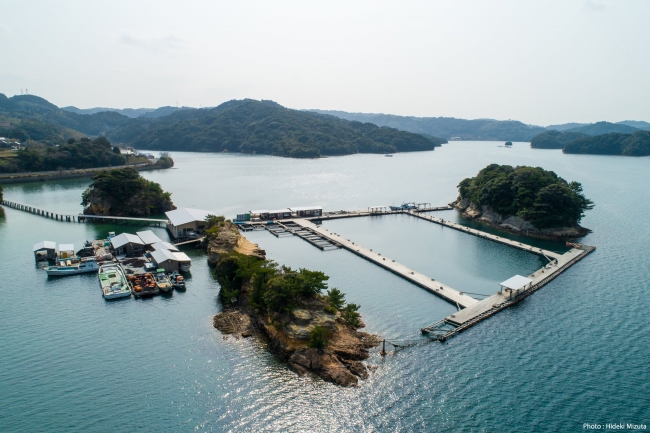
[213,298,380,387]
[451,197,590,240]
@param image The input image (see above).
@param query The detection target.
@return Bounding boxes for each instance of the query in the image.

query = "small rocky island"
[81,167,176,217]
[207,218,380,387]
[452,164,594,240]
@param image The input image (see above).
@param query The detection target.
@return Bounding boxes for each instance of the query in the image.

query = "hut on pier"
[110,233,145,257]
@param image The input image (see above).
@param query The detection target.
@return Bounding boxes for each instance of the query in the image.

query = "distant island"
[452,164,594,240]
[531,129,650,156]
[81,167,176,217]
[208,219,378,386]
[0,94,446,159]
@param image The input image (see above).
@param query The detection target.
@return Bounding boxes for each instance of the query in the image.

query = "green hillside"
[307,110,546,141]
[564,131,650,156]
[114,99,445,158]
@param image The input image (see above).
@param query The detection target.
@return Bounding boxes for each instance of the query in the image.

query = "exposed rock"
[450,196,590,240]
[206,221,265,266]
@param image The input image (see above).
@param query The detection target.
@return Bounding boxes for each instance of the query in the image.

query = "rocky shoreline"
[208,222,380,387]
[451,197,590,240]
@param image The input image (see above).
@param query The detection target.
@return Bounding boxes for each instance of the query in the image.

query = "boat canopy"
[58,243,75,252]
[151,242,179,252]
[33,241,57,252]
[500,275,533,291]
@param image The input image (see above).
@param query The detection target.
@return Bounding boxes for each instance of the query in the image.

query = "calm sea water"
[0,142,648,432]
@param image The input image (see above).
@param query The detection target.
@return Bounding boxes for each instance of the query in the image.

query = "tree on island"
[456,164,594,231]
[81,167,175,217]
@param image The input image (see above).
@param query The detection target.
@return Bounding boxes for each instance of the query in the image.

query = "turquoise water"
[0,142,648,432]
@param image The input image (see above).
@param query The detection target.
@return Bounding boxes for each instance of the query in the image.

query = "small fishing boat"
[384,154,394,157]
[98,264,131,299]
[155,269,173,293]
[168,272,186,290]
[127,272,160,297]
[45,257,99,276]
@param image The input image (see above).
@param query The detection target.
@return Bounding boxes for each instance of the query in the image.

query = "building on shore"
[110,233,145,257]
[165,208,213,240]
[136,230,163,249]
[289,206,322,218]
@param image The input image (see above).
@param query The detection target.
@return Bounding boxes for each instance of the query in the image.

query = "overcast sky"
[1,0,649,125]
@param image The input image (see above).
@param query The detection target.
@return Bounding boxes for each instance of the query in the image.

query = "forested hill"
[109,99,446,158]
[530,130,650,156]
[307,110,546,141]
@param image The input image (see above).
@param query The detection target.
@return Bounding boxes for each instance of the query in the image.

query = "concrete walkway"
[292,218,479,308]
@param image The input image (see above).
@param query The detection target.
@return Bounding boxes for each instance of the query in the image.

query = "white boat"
[384,154,394,157]
[155,269,173,293]
[98,264,132,299]
[46,257,99,276]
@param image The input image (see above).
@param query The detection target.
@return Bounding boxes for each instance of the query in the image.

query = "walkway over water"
[1,200,167,227]
[292,219,479,308]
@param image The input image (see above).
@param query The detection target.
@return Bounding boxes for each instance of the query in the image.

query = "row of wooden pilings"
[1,200,80,222]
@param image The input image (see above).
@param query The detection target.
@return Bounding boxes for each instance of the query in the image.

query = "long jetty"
[291,218,479,308]
[1,200,167,227]
[237,205,595,343]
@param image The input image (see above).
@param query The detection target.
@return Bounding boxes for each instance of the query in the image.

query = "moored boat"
[169,272,186,290]
[155,269,173,293]
[98,264,131,299]
[127,273,160,297]
[45,257,99,276]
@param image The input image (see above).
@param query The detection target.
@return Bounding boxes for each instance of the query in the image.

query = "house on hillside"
[165,208,213,240]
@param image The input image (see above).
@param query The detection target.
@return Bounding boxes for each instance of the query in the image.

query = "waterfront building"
[165,208,213,240]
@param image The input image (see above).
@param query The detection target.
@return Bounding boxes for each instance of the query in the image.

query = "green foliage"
[307,326,331,349]
[11,137,126,172]
[563,131,650,156]
[531,130,589,149]
[326,288,346,310]
[342,303,362,327]
[116,100,438,158]
[458,164,594,228]
[213,251,330,314]
[309,110,545,141]
[81,167,175,216]
[0,183,3,202]
[324,305,338,315]
[156,152,174,168]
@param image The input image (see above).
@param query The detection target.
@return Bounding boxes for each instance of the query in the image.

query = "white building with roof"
[136,230,163,247]
[165,208,213,239]
[110,233,145,256]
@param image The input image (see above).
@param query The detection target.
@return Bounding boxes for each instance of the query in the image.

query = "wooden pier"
[1,200,167,227]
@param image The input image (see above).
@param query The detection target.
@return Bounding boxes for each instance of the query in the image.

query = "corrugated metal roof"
[58,244,75,252]
[165,208,213,226]
[33,241,57,252]
[268,208,291,214]
[500,275,532,290]
[172,251,191,262]
[150,248,177,264]
[136,230,163,245]
[110,233,144,249]
[151,242,179,252]
[289,206,322,211]
[249,210,269,215]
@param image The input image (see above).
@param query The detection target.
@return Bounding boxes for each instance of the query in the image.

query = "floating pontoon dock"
[237,205,595,342]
